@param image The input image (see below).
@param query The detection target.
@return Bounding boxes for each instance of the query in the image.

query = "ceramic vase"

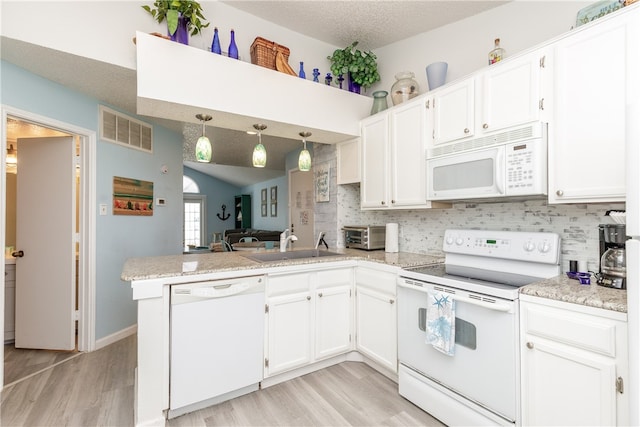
[426,62,448,90]
[370,91,389,115]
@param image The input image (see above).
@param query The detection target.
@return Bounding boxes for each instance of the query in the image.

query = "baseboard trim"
[95,324,137,350]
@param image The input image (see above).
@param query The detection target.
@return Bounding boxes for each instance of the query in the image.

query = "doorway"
[1,106,96,388]
[289,168,315,247]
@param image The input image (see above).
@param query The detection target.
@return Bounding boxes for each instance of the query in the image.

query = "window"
[183,194,207,248]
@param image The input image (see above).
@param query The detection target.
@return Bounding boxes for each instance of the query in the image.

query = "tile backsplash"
[337,183,625,273]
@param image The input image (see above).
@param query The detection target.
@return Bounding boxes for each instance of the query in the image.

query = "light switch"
[99,203,108,215]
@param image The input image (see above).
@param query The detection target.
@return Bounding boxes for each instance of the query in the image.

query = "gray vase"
[426,62,448,91]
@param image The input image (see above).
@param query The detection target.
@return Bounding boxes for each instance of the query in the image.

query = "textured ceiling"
[1,1,508,186]
[223,1,509,50]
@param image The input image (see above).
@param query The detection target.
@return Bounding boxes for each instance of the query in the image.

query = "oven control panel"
[443,229,560,264]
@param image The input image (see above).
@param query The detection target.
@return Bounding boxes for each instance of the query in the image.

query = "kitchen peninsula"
[122,248,442,426]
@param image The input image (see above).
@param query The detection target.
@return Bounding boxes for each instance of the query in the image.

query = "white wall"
[371,1,590,97]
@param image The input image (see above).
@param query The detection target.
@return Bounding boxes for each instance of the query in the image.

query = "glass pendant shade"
[252,124,268,168]
[195,114,212,163]
[195,136,212,162]
[298,132,312,171]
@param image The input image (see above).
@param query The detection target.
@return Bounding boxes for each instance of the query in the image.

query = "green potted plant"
[142,0,209,42]
[327,41,380,93]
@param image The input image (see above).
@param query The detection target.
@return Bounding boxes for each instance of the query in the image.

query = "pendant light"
[195,114,212,163]
[252,124,267,168]
[298,132,312,172]
[6,144,17,165]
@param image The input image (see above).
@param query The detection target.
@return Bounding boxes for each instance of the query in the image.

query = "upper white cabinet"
[361,97,449,210]
[430,78,475,145]
[548,12,636,204]
[520,296,628,426]
[428,49,548,148]
[336,139,361,184]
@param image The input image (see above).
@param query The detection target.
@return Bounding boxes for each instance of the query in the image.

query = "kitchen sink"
[242,249,345,263]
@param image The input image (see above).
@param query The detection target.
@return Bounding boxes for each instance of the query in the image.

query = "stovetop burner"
[401,229,562,301]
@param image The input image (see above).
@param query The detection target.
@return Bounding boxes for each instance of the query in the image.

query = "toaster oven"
[343,226,385,250]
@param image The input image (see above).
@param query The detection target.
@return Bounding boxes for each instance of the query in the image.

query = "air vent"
[100,106,153,153]
[429,122,540,158]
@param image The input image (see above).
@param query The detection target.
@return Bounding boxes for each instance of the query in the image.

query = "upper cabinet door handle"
[12,250,24,258]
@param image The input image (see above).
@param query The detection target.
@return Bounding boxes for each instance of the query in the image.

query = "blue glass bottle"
[313,68,320,82]
[298,62,306,79]
[228,29,239,60]
[211,27,221,54]
[325,73,332,85]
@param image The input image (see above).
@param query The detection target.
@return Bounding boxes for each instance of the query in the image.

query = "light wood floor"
[1,334,444,427]
[4,343,79,385]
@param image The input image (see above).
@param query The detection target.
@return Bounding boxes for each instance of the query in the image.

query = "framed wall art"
[113,176,154,216]
[314,162,330,202]
[261,188,267,217]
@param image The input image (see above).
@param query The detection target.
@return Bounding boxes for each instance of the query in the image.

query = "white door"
[289,169,314,247]
[361,114,389,209]
[15,136,76,350]
[355,286,397,373]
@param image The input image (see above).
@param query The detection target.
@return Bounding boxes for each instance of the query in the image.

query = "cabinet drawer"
[4,265,15,283]
[316,268,353,289]
[267,273,310,297]
[355,267,396,295]
[522,302,620,357]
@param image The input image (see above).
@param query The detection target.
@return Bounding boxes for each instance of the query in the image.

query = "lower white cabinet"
[4,263,16,342]
[264,267,353,377]
[355,265,397,373]
[520,296,628,426]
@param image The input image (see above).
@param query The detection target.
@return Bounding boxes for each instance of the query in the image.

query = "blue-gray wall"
[183,166,242,242]
[1,60,184,340]
[241,175,288,232]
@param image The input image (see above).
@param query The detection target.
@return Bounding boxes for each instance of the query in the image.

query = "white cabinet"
[336,139,360,184]
[265,267,354,377]
[314,269,353,360]
[430,78,475,145]
[428,49,547,149]
[361,98,447,210]
[548,13,634,203]
[361,113,390,208]
[520,296,628,426]
[4,263,16,342]
[355,265,397,373]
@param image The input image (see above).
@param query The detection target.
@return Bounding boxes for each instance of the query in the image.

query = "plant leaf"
[167,9,178,35]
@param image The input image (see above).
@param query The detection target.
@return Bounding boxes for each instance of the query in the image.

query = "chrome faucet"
[280,229,298,252]
[315,231,328,250]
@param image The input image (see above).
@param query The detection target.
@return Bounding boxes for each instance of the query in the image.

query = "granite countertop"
[520,274,627,313]
[121,248,444,282]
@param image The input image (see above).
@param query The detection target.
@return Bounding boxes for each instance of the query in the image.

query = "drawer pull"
[526,342,534,349]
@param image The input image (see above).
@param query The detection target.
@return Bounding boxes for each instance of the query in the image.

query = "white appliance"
[625,101,639,426]
[398,229,561,426]
[169,275,265,418]
[427,122,547,201]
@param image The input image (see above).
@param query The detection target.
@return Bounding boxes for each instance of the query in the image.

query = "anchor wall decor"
[217,204,231,221]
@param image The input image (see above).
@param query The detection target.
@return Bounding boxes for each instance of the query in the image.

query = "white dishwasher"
[169,275,265,418]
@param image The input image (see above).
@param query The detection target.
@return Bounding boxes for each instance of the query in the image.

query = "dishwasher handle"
[172,276,264,303]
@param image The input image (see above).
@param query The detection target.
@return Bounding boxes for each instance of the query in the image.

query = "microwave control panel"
[505,140,546,196]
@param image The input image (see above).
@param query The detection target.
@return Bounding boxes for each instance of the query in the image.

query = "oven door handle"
[397,281,513,313]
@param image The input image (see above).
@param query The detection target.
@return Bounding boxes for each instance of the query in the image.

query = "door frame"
[0,105,97,388]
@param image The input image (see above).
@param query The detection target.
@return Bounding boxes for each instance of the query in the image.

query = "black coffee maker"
[597,224,627,289]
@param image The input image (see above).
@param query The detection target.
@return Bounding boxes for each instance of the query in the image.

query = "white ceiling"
[2,1,507,186]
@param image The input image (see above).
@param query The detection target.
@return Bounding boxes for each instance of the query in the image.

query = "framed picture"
[314,162,330,202]
[261,188,267,203]
[113,176,154,216]
[270,186,278,201]
[261,203,267,217]
[270,201,277,217]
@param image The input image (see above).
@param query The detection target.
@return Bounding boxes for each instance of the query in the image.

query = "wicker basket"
[250,37,290,70]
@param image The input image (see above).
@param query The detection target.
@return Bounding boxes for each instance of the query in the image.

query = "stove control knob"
[445,235,454,245]
[455,237,464,246]
[523,240,536,252]
[538,241,551,253]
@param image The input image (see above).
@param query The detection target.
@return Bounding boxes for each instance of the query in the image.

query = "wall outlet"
[99,203,108,216]
[156,197,166,206]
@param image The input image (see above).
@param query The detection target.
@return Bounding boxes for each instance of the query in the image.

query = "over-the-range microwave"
[427,122,547,201]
